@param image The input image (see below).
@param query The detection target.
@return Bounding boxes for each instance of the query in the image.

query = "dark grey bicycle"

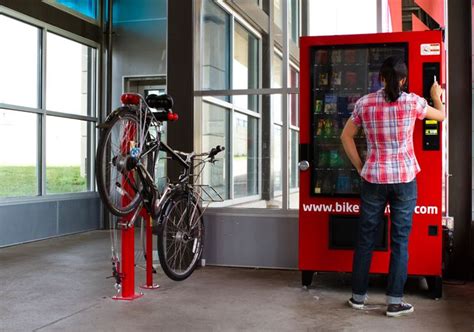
[95,92,224,283]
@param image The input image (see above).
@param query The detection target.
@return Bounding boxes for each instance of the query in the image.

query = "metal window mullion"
[40,28,47,196]
[233,105,261,119]
[258,100,263,199]
[229,107,234,200]
[281,0,289,211]
[34,27,43,196]
[86,47,93,191]
[230,16,235,100]
[229,15,234,199]
[257,36,263,198]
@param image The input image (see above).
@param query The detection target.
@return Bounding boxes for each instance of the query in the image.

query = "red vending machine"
[299,31,444,298]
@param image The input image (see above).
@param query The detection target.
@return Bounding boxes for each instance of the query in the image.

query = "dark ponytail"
[379,56,407,102]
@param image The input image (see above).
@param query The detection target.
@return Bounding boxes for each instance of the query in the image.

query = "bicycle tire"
[96,109,150,216]
[157,190,204,281]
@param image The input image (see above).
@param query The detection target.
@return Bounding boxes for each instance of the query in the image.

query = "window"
[289,66,299,127]
[233,112,258,198]
[46,32,95,116]
[289,66,300,209]
[233,23,259,112]
[0,14,97,199]
[289,0,300,44]
[199,1,261,205]
[272,124,283,207]
[201,0,231,97]
[289,129,299,208]
[0,15,40,108]
[202,102,230,199]
[274,0,283,30]
[46,117,89,194]
[0,111,38,198]
[43,0,98,22]
[197,1,302,209]
[272,54,283,123]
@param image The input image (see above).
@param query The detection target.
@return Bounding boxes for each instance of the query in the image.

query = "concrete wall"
[111,0,167,109]
[0,195,100,247]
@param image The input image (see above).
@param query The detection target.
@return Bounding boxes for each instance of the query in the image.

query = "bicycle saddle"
[146,94,174,110]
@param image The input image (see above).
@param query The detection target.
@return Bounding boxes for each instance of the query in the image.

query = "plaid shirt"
[350,89,428,184]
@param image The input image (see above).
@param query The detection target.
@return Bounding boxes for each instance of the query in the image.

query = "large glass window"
[46,117,89,194]
[272,125,283,207]
[202,102,230,200]
[274,0,283,30]
[289,0,299,44]
[272,54,283,123]
[201,0,230,95]
[289,129,299,209]
[233,112,258,198]
[0,111,38,198]
[197,1,301,209]
[46,32,95,116]
[233,23,259,112]
[0,14,97,199]
[0,15,39,108]
[43,0,98,22]
[289,66,299,127]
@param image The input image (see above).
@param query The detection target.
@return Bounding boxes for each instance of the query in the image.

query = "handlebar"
[208,145,225,159]
[184,145,225,160]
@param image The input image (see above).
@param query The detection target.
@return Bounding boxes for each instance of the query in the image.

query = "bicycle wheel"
[96,109,150,216]
[157,191,204,281]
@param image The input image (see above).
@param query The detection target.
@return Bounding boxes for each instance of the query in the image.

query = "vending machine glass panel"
[310,44,408,196]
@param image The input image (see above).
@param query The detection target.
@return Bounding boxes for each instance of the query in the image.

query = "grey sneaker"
[386,302,414,317]
[348,297,365,309]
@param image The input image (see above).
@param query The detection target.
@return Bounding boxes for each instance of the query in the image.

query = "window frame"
[196,0,303,210]
[42,0,101,26]
[0,8,99,202]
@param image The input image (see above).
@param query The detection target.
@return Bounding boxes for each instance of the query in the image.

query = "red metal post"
[112,223,143,301]
[112,119,143,301]
[140,215,160,290]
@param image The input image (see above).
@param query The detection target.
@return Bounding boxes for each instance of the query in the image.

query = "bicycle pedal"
[117,221,129,230]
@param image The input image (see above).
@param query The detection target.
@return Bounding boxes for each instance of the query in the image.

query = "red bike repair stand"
[112,211,159,301]
[112,120,159,301]
[140,214,160,290]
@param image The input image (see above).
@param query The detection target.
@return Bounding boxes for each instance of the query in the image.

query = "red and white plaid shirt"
[350,89,428,184]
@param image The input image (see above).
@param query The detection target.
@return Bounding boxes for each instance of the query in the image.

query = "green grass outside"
[0,166,86,197]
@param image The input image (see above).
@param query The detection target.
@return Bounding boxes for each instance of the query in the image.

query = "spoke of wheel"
[171,239,181,271]
[178,242,184,272]
[167,238,180,269]
[166,218,181,270]
[165,228,179,264]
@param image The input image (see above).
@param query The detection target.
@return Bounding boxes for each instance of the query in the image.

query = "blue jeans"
[352,179,417,305]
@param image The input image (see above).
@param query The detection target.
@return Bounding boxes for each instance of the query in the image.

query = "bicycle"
[95,92,224,284]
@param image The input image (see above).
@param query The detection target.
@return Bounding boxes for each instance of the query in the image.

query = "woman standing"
[340,56,445,317]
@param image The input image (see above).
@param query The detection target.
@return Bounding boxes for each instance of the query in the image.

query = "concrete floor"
[1,231,473,331]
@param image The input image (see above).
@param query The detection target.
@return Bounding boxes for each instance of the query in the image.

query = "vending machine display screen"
[310,44,408,196]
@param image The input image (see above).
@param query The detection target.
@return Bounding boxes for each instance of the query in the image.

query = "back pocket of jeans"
[396,181,417,201]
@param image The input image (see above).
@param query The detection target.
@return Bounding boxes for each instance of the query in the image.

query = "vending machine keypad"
[422,62,441,151]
